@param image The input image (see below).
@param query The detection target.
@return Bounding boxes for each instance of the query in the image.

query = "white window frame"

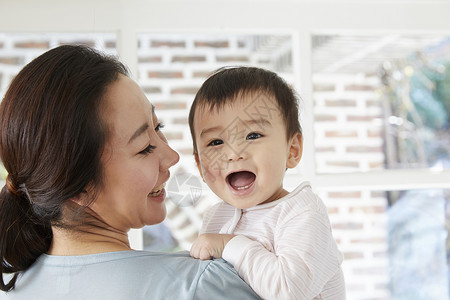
[2,0,450,249]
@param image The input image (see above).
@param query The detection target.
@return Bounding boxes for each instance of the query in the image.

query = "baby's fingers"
[190,242,200,258]
[198,247,213,260]
[190,241,212,260]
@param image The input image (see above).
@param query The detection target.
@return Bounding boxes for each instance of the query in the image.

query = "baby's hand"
[190,233,235,260]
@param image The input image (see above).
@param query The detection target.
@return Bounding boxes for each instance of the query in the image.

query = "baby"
[188,67,345,300]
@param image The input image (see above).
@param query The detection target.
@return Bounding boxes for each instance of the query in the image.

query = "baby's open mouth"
[226,171,256,191]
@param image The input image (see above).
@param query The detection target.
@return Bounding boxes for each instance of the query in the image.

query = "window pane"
[317,187,450,300]
[312,34,450,173]
[136,33,296,251]
[388,189,449,299]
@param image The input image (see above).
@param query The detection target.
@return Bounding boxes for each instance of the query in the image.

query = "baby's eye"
[207,139,223,147]
[246,132,263,140]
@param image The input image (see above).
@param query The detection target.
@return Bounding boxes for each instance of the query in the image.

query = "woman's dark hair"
[188,66,302,153]
[0,45,129,291]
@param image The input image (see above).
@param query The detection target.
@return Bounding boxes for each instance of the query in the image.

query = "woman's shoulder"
[8,251,259,300]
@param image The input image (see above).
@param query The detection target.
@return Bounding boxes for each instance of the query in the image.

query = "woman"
[0,45,259,299]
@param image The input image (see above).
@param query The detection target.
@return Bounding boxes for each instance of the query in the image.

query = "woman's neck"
[47,203,132,255]
[48,225,132,256]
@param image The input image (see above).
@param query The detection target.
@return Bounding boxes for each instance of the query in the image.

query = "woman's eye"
[155,122,165,132]
[246,132,263,140]
[207,139,223,147]
[139,144,156,155]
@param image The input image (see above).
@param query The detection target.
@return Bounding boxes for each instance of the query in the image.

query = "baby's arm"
[190,233,235,260]
[223,211,344,300]
[190,202,236,260]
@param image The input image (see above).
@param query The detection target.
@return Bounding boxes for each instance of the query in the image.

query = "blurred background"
[1,1,449,299]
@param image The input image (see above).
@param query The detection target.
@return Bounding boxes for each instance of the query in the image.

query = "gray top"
[1,250,260,300]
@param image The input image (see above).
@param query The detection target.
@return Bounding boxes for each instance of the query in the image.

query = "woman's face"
[89,74,179,231]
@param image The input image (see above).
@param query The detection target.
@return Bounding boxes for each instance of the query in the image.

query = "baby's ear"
[194,152,206,182]
[286,133,303,169]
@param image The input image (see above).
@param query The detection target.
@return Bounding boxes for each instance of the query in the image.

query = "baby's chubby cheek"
[201,165,220,184]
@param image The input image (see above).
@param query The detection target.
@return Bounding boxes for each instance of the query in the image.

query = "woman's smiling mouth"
[149,183,165,197]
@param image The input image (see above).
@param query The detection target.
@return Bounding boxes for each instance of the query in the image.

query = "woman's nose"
[159,139,180,170]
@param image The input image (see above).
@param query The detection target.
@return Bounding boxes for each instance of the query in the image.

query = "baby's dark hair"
[188,66,302,153]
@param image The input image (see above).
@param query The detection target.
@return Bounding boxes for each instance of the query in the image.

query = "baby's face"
[193,92,301,209]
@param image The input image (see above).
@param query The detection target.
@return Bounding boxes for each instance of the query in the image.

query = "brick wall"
[0,33,117,97]
[319,189,389,299]
[313,73,385,173]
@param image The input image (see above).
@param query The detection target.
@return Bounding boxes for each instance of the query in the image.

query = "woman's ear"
[194,152,206,182]
[286,133,303,169]
[69,188,90,206]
